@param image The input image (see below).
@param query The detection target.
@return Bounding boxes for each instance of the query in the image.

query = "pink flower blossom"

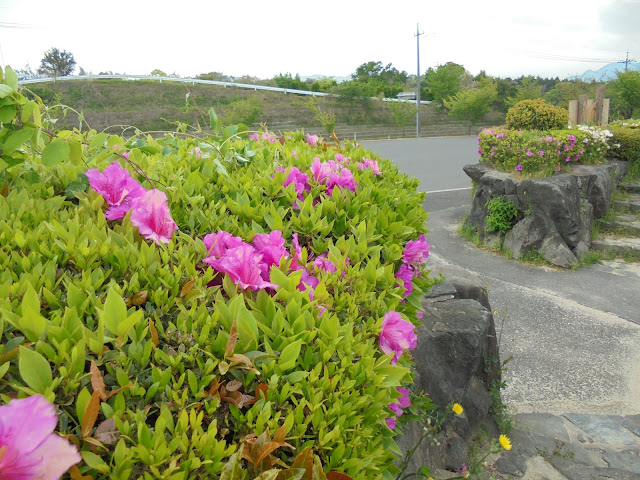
[478,148,482,155]
[310,157,334,183]
[206,244,276,291]
[385,416,397,430]
[379,311,417,364]
[306,134,319,145]
[130,189,179,245]
[556,166,561,172]
[565,156,571,162]
[326,168,358,195]
[395,263,414,297]
[262,133,276,143]
[190,147,202,158]
[291,150,298,159]
[516,164,523,171]
[335,153,349,164]
[538,151,545,156]
[249,133,260,141]
[121,152,130,160]
[526,151,533,157]
[86,162,146,220]
[297,269,320,292]
[402,234,430,266]
[276,166,310,201]
[313,253,337,273]
[416,310,424,320]
[253,231,289,273]
[356,158,381,175]
[0,395,81,480]
[203,231,244,260]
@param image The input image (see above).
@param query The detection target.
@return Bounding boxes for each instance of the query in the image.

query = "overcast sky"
[1,0,638,80]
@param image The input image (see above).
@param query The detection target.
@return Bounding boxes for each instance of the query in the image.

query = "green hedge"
[505,99,568,131]
[608,120,640,174]
[0,67,434,479]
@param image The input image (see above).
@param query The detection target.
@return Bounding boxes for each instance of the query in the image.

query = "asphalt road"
[362,137,640,416]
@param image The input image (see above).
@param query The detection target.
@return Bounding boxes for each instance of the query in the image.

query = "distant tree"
[330,81,376,109]
[273,73,309,91]
[544,80,598,108]
[444,79,498,133]
[424,62,466,107]
[388,101,420,136]
[351,61,408,98]
[612,70,640,118]
[310,77,337,92]
[505,77,543,108]
[197,71,231,82]
[38,47,76,77]
[78,66,86,76]
[150,69,167,76]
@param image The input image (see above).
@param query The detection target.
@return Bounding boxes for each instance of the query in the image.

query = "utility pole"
[618,51,637,72]
[415,23,424,138]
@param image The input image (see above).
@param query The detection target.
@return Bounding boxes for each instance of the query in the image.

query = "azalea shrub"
[478,125,616,177]
[505,99,568,131]
[0,67,435,479]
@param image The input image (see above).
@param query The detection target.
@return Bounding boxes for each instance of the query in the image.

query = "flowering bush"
[608,120,640,172]
[478,126,613,176]
[0,67,435,479]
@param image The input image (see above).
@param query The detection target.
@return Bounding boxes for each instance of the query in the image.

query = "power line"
[510,49,620,63]
[0,21,32,29]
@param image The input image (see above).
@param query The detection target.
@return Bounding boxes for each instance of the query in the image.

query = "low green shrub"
[608,120,640,177]
[478,126,612,176]
[505,99,568,131]
[0,66,436,479]
[485,196,519,234]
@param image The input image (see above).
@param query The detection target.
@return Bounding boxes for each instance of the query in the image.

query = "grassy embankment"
[25,79,502,140]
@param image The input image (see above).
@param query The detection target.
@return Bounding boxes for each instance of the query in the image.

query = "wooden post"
[578,95,588,124]
[568,100,578,126]
[586,99,596,124]
[595,85,605,125]
[601,98,610,126]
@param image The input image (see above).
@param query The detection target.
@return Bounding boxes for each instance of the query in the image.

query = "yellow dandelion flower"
[452,403,463,415]
[499,434,512,451]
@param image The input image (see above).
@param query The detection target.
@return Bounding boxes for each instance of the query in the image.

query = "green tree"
[612,70,640,118]
[273,73,309,91]
[388,101,420,136]
[444,80,498,133]
[197,71,231,82]
[150,69,167,76]
[37,47,76,77]
[219,97,264,126]
[424,62,466,107]
[544,80,598,108]
[351,61,408,98]
[505,76,543,108]
[310,77,337,92]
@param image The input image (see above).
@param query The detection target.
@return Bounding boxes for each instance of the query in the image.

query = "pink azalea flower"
[121,152,130,160]
[526,151,533,157]
[326,168,358,195]
[356,158,381,175]
[276,166,311,201]
[290,232,304,270]
[416,310,424,320]
[249,133,260,141]
[206,244,276,291]
[85,162,146,220]
[130,189,179,245]
[310,157,334,184]
[388,402,404,416]
[395,263,414,297]
[312,253,337,273]
[0,395,81,480]
[478,148,482,155]
[262,133,276,143]
[297,268,320,292]
[203,231,244,260]
[291,150,298,159]
[253,231,289,276]
[402,234,430,266]
[397,387,411,408]
[306,133,319,145]
[190,147,202,158]
[335,153,349,164]
[516,164,523,171]
[385,416,397,430]
[379,311,417,364]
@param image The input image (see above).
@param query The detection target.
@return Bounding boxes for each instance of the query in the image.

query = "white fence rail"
[19,74,431,104]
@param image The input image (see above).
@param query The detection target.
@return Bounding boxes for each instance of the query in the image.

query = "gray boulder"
[503,213,549,259]
[540,232,579,267]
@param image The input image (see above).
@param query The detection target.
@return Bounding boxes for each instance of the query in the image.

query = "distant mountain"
[572,61,640,82]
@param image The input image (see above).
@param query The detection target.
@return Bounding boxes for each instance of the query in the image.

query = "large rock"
[396,281,500,474]
[463,161,627,267]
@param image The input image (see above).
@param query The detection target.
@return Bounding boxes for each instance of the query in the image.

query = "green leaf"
[0,104,17,123]
[0,84,13,99]
[220,449,243,480]
[69,139,83,164]
[209,107,220,134]
[19,346,53,393]
[375,365,410,388]
[89,132,108,150]
[2,127,34,154]
[278,339,302,372]
[42,140,70,167]
[4,66,18,92]
[101,288,126,335]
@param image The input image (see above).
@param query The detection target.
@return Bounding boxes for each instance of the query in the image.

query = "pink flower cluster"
[250,132,276,143]
[379,311,417,364]
[386,387,411,430]
[356,158,381,175]
[394,234,431,297]
[87,162,178,244]
[306,134,319,146]
[0,395,81,479]
[276,166,311,203]
[310,157,358,196]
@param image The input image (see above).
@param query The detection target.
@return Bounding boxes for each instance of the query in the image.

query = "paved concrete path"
[363,137,640,479]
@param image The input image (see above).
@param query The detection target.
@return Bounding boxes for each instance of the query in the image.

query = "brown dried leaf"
[148,318,159,347]
[291,447,313,480]
[255,383,269,400]
[105,384,134,400]
[326,473,353,480]
[227,353,253,367]
[81,390,101,438]
[273,424,287,444]
[225,321,238,358]
[180,279,197,297]
[94,418,118,445]
[131,290,147,306]
[0,184,9,198]
[90,361,107,401]
[226,380,243,392]
[256,441,284,465]
[70,465,94,480]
